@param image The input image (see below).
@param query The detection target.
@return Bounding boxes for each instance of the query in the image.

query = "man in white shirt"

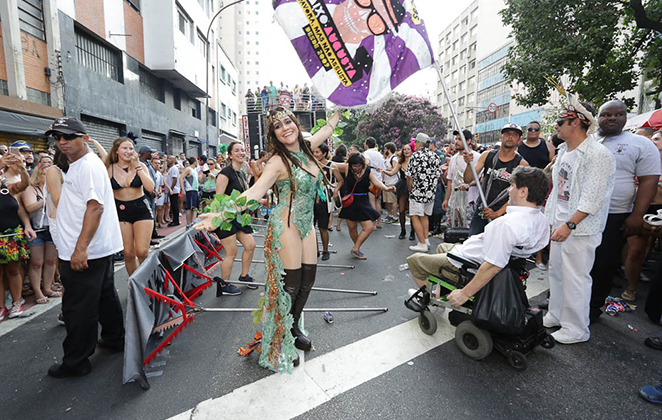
[45,117,124,378]
[406,167,550,306]
[166,155,181,226]
[443,130,480,228]
[363,137,385,228]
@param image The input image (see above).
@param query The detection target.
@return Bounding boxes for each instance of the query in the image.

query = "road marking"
[168,269,549,420]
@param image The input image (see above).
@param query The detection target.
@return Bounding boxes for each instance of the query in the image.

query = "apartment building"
[0,0,240,155]
[436,0,510,134]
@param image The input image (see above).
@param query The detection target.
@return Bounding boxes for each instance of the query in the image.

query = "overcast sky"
[260,0,474,100]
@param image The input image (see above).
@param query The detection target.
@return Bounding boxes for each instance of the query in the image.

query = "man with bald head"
[589,100,661,322]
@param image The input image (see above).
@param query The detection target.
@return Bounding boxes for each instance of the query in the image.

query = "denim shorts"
[28,228,53,247]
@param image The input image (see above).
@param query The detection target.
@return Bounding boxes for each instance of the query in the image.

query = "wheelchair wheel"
[507,351,528,371]
[418,310,437,335]
[540,333,556,349]
[455,320,493,360]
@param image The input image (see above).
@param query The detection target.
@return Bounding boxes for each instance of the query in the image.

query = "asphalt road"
[0,220,661,420]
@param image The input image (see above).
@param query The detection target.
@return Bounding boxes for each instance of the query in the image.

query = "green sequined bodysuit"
[259,151,325,373]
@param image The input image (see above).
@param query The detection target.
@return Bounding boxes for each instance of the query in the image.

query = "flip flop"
[46,290,63,298]
[36,297,50,304]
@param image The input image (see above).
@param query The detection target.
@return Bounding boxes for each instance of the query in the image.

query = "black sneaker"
[239,274,259,290]
[321,251,330,261]
[48,361,91,378]
[214,277,242,296]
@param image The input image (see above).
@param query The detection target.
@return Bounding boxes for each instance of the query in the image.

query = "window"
[139,67,164,102]
[174,89,181,110]
[238,31,242,34]
[462,17,468,26]
[470,25,478,37]
[452,70,458,81]
[0,80,8,96]
[444,61,450,70]
[458,97,465,107]
[452,41,458,51]
[468,76,475,88]
[75,28,122,82]
[452,55,457,66]
[19,0,45,40]
[220,66,227,83]
[177,7,194,44]
[460,65,466,75]
[192,100,201,119]
[460,49,467,60]
[467,92,475,104]
[197,31,207,58]
[471,7,478,20]
[220,103,227,119]
[469,60,476,70]
[470,43,477,55]
[247,41,250,45]
[27,87,50,106]
[208,107,216,126]
[453,25,459,36]
[459,81,466,91]
[460,33,467,44]
[125,0,141,11]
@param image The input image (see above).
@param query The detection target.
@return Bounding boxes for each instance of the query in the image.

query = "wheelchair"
[404,253,555,371]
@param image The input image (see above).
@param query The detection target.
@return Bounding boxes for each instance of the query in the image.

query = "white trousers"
[547,229,601,341]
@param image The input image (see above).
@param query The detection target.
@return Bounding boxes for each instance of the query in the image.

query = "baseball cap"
[501,123,523,136]
[138,145,155,154]
[452,129,473,140]
[45,117,87,137]
[10,140,32,151]
[415,133,430,143]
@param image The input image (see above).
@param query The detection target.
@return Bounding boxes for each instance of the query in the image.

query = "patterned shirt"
[405,148,442,203]
[545,137,616,236]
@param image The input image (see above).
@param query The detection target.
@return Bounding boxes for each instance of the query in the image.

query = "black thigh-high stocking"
[281,267,303,365]
[291,263,316,351]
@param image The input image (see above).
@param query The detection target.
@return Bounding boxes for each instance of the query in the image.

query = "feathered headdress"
[545,76,599,135]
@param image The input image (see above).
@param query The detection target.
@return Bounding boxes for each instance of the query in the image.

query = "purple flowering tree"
[354,94,447,148]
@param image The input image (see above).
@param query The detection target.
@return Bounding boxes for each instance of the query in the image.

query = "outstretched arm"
[309,111,341,150]
[369,170,395,192]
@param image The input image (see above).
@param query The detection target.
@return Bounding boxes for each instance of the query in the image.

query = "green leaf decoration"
[241,213,252,227]
[246,199,259,211]
[235,213,244,225]
[252,308,263,325]
[212,217,221,227]
[236,196,247,206]
[230,189,241,200]
[258,297,265,307]
[337,121,347,128]
[214,194,224,201]
[224,211,235,220]
[219,220,232,231]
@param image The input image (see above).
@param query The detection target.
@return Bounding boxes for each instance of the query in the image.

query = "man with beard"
[464,124,529,235]
[442,130,480,228]
[589,100,660,322]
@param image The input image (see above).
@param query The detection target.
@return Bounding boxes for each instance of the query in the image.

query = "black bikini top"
[111,165,143,190]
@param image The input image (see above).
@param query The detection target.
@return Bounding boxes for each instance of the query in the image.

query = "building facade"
[0,0,240,155]
[436,0,511,134]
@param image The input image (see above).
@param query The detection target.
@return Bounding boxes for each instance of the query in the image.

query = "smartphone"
[9,146,21,155]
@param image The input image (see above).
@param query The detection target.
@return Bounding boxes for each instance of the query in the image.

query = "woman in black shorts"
[313,142,338,261]
[214,141,257,295]
[105,138,155,276]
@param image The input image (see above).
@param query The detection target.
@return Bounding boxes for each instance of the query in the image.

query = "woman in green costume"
[196,106,341,372]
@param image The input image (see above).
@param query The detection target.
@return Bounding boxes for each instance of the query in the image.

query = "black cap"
[139,145,155,154]
[45,117,87,137]
[452,129,473,140]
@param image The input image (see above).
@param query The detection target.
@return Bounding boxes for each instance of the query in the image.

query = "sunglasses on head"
[51,133,81,141]
[527,127,540,132]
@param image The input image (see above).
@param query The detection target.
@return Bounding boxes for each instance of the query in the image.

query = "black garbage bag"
[472,264,529,335]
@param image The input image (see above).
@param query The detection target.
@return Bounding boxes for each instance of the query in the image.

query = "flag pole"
[434,62,488,209]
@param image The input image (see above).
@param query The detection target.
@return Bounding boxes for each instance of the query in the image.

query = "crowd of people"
[1,101,661,400]
[244,81,325,114]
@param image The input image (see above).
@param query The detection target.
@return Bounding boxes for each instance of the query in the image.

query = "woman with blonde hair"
[22,155,59,304]
[105,138,154,275]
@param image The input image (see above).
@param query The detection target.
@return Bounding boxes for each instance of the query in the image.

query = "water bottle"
[398,263,409,271]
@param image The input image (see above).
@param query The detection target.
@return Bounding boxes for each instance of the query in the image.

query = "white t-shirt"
[450,206,550,268]
[600,131,661,213]
[363,148,385,181]
[55,152,123,261]
[554,149,578,224]
[447,151,480,204]
[383,154,400,185]
[166,166,181,194]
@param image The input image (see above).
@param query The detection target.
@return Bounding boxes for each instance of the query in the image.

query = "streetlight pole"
[205,0,244,152]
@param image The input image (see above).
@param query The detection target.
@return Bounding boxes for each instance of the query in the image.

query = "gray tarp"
[122,230,220,389]
[0,110,54,136]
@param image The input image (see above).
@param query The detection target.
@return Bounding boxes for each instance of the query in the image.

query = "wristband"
[136,167,142,171]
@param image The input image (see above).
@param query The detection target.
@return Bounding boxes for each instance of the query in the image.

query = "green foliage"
[353,94,447,148]
[202,193,259,231]
[501,0,662,109]
[252,296,266,325]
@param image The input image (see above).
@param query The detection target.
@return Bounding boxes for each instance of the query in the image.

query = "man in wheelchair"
[406,166,550,306]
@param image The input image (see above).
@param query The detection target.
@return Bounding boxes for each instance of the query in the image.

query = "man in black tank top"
[518,121,555,169]
[464,123,529,235]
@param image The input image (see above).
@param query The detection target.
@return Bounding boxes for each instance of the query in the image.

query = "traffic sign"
[488,103,497,113]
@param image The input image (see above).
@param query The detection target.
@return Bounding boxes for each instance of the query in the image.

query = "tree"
[354,94,447,148]
[501,0,662,109]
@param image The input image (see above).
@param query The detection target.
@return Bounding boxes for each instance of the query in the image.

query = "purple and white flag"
[273,0,435,108]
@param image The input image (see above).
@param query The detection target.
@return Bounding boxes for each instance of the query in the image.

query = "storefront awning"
[0,110,54,136]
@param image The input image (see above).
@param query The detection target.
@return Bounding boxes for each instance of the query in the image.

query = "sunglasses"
[556,118,574,127]
[51,133,81,141]
[527,127,540,132]
[356,0,392,35]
